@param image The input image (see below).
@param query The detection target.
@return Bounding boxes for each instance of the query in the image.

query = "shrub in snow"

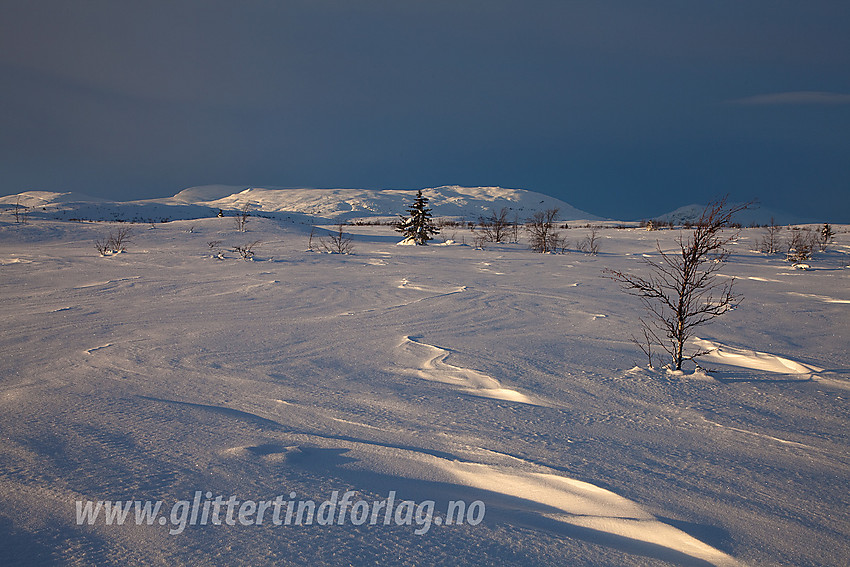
[577,227,601,255]
[478,207,511,243]
[234,202,251,232]
[233,241,260,260]
[95,227,132,256]
[321,224,354,254]
[526,208,565,253]
[208,240,225,259]
[759,218,782,254]
[605,197,749,370]
[785,229,816,263]
[396,190,439,245]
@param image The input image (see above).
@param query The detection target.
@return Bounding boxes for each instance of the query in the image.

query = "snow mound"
[345,443,739,566]
[693,338,823,375]
[438,460,740,567]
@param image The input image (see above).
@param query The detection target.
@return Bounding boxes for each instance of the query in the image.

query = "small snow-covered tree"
[397,190,439,245]
[819,223,834,252]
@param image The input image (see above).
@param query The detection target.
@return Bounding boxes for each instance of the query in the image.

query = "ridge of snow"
[653,202,817,226]
[1,185,603,223]
[192,185,604,222]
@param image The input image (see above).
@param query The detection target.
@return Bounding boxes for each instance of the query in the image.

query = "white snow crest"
[394,336,540,405]
[693,338,823,376]
[438,461,741,567]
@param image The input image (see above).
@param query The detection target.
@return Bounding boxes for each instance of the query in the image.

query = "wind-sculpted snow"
[692,338,823,376]
[394,336,540,405]
[1,217,849,566]
[438,461,740,567]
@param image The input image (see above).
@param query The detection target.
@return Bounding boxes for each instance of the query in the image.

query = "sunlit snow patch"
[692,338,823,376]
[787,292,850,304]
[394,336,540,405]
[437,460,741,567]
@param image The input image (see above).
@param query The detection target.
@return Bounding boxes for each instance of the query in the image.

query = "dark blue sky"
[2,1,849,221]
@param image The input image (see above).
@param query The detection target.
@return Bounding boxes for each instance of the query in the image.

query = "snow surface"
[1,213,849,566]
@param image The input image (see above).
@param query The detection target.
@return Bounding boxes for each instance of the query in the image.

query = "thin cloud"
[727,91,850,105]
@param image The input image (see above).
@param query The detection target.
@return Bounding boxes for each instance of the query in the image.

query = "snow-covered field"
[1,214,848,566]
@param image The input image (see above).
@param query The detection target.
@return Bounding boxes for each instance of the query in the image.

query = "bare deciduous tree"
[13,197,31,224]
[759,217,782,254]
[526,208,564,253]
[605,197,749,370]
[577,227,601,255]
[479,207,511,243]
[234,202,251,232]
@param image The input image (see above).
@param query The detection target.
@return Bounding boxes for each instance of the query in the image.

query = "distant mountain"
[1,186,603,223]
[0,191,219,223]
[176,185,604,222]
[652,202,817,226]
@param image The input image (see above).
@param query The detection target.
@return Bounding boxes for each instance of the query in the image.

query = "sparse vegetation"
[577,227,601,255]
[308,226,318,251]
[478,208,511,243]
[526,208,565,253]
[759,218,782,254]
[234,202,252,232]
[605,197,749,370]
[785,229,816,263]
[13,197,30,224]
[208,240,225,259]
[233,241,261,260]
[95,227,133,256]
[321,224,354,254]
[819,223,834,252]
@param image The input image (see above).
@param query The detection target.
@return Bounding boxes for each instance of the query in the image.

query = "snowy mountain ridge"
[0,185,604,223]
[654,202,817,226]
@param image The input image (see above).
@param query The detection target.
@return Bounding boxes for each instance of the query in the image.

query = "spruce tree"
[397,190,439,245]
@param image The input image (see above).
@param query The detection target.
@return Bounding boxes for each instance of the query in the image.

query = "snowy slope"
[0,190,219,223]
[2,185,603,223]
[1,217,848,566]
[654,202,818,226]
[181,185,604,222]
